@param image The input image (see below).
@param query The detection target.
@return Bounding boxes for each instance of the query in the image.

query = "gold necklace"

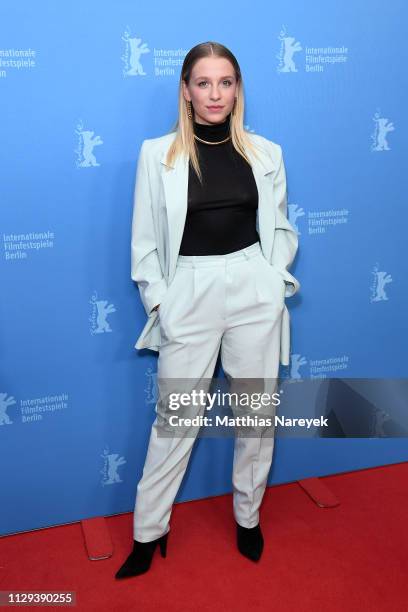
[194,134,231,145]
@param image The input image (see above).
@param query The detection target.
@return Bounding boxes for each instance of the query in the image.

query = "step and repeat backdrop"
[1,1,407,536]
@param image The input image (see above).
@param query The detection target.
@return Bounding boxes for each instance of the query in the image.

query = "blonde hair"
[165,41,262,185]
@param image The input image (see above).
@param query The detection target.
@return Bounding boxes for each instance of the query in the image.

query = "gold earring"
[232,97,237,116]
[186,100,193,119]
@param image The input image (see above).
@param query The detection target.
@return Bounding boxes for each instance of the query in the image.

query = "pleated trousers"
[133,240,285,542]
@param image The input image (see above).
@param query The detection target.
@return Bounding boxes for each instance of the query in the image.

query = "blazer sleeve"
[130,140,168,315]
[270,144,300,298]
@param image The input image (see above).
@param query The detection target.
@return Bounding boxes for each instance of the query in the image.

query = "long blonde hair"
[165,41,262,185]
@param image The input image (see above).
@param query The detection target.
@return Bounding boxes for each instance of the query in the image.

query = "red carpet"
[1,463,408,611]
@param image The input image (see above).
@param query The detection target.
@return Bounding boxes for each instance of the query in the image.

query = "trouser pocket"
[251,254,286,307]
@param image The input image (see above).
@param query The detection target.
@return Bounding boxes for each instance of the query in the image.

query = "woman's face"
[182,56,238,125]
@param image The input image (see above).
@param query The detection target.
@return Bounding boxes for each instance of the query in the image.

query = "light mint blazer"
[130,131,300,366]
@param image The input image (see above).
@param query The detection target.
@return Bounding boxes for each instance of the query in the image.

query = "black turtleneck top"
[178,114,259,255]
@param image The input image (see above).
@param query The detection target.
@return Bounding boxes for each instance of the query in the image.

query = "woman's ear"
[181,80,190,102]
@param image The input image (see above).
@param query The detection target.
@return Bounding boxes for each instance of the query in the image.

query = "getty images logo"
[371,110,395,151]
[370,264,392,302]
[121,27,150,77]
[75,119,103,168]
[89,290,117,335]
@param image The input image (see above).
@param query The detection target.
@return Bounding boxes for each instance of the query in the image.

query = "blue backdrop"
[1,1,407,536]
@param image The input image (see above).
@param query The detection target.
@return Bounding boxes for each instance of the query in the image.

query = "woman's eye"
[197,80,233,87]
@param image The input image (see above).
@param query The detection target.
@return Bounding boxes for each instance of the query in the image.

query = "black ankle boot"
[236,521,264,562]
[115,532,168,579]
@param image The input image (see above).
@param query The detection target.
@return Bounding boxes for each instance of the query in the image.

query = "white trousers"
[133,241,285,542]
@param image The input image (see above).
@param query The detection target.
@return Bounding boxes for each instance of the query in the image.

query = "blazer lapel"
[160,148,189,281]
[245,138,277,264]
[160,133,277,282]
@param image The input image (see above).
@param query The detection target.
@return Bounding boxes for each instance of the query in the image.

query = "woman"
[116,41,300,579]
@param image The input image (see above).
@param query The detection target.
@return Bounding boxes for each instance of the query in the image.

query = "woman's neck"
[193,114,231,143]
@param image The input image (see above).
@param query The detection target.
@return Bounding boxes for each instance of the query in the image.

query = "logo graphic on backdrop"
[121,28,188,77]
[3,231,54,260]
[371,407,393,437]
[308,208,349,235]
[370,264,392,302]
[289,354,350,379]
[288,204,350,236]
[371,110,395,151]
[276,27,302,72]
[145,365,159,405]
[89,291,116,334]
[0,393,16,425]
[0,48,36,79]
[289,354,307,379]
[101,448,126,486]
[276,25,348,73]
[122,28,150,76]
[75,120,103,167]
[289,206,349,235]
[1,393,69,425]
[288,203,305,235]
